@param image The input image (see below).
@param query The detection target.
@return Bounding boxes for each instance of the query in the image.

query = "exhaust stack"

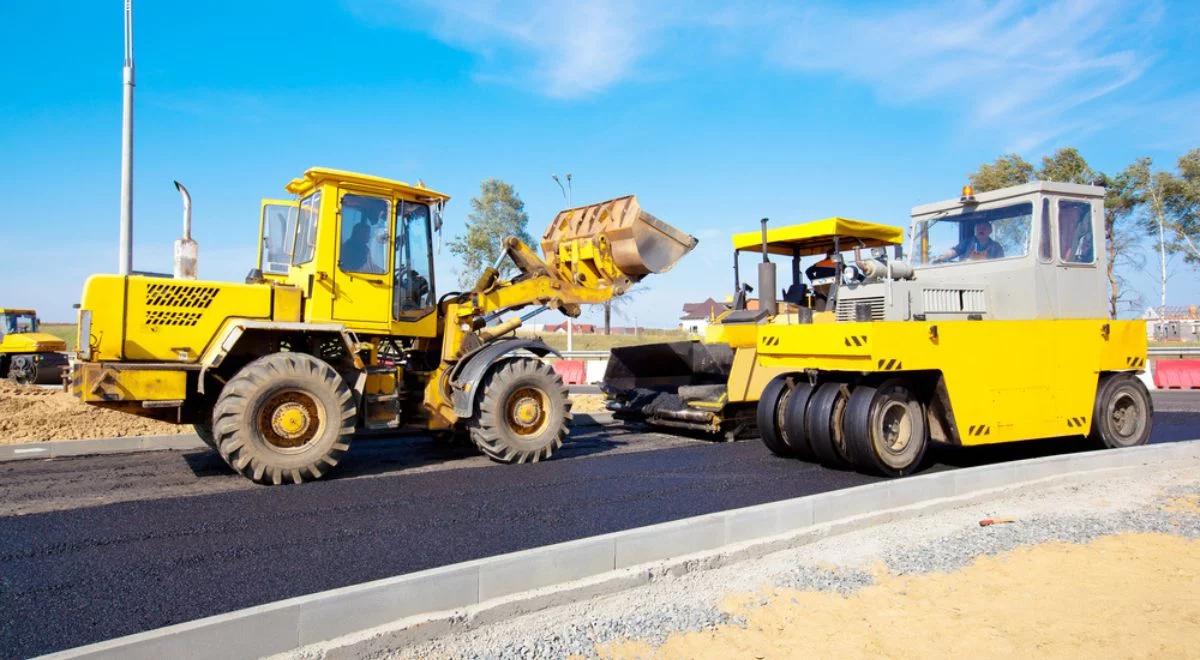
[173,181,198,279]
[757,218,777,316]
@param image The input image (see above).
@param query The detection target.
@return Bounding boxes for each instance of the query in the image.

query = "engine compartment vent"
[923,288,986,314]
[836,296,885,322]
[145,283,219,309]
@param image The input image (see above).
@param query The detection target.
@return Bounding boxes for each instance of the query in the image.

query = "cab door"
[332,192,393,328]
[257,198,298,280]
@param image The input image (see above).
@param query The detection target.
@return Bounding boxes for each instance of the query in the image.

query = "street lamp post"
[551,173,574,352]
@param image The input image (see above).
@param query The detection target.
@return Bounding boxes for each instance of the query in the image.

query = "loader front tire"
[843,379,927,477]
[1089,374,1153,449]
[212,353,356,485]
[468,358,568,464]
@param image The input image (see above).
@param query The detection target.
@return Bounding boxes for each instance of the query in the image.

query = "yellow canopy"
[731,217,904,257]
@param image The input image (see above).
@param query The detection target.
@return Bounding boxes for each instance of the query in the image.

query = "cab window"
[261,203,298,274]
[338,195,391,275]
[912,202,1032,265]
[1038,198,1053,262]
[1058,200,1094,263]
[293,191,321,265]
[395,202,435,316]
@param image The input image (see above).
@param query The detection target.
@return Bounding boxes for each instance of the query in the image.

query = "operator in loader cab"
[938,220,1004,262]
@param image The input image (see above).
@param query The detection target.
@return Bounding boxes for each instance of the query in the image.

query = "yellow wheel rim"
[257,390,324,450]
[505,387,551,437]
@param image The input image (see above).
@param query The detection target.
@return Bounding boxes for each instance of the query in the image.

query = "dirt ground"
[570,393,609,414]
[0,381,186,443]
[596,531,1200,659]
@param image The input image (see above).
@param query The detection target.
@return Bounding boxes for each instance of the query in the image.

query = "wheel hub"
[506,387,549,436]
[879,401,913,453]
[1110,392,1140,438]
[257,390,322,449]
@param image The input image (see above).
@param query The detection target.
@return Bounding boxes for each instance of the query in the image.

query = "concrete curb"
[46,439,1200,660]
[0,414,615,464]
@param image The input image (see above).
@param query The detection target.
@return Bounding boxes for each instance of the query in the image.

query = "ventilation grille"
[836,296,885,322]
[923,288,985,313]
[145,283,219,308]
[145,310,203,327]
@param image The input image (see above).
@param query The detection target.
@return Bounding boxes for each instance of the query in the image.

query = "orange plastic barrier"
[552,359,586,385]
[1154,359,1200,389]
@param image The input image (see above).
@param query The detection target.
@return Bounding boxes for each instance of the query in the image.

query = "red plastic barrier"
[1154,359,1200,390]
[552,359,586,385]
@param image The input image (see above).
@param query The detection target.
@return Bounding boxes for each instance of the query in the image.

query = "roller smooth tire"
[756,376,793,457]
[468,358,568,463]
[1089,374,1153,449]
[780,381,817,460]
[804,382,853,468]
[212,352,356,485]
[844,379,928,477]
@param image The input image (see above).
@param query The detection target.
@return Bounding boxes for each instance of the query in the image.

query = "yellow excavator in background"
[0,308,68,385]
[69,167,697,485]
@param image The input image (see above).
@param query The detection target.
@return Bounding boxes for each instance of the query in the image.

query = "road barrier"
[50,439,1200,660]
[551,359,587,385]
[1154,359,1200,390]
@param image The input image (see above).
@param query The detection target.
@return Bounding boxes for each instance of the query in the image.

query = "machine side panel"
[122,276,273,361]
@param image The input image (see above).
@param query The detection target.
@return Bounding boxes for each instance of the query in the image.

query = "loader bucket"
[542,196,698,286]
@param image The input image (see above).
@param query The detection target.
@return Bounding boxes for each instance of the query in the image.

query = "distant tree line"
[967,147,1200,317]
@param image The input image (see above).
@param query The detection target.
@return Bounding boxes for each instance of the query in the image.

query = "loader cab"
[279,167,450,337]
[908,181,1107,319]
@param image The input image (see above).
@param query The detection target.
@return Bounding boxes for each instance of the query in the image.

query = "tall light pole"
[118,0,135,275]
[551,173,574,351]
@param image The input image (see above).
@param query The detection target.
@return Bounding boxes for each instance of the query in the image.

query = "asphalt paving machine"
[603,218,903,439]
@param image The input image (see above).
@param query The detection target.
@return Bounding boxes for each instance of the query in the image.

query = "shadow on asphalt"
[180,423,666,481]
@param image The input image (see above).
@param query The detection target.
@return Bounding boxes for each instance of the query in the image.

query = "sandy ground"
[569,393,608,414]
[0,381,185,444]
[397,457,1200,660]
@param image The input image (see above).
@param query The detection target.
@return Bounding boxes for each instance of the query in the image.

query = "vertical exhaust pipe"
[173,181,198,279]
[118,1,135,275]
[758,218,777,317]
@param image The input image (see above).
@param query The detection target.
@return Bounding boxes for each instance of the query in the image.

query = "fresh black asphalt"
[1,403,1198,657]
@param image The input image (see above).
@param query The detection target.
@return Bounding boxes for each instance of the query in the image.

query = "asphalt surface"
[1,393,1198,657]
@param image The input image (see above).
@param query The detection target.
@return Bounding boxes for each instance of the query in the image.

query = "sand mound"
[0,381,187,444]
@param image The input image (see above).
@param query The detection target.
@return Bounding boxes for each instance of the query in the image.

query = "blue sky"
[1,0,1198,325]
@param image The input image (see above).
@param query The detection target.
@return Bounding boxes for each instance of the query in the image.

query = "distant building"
[1143,306,1200,341]
[679,298,728,334]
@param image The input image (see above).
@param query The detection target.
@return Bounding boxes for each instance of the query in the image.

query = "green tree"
[968,153,1034,192]
[448,179,534,288]
[1037,147,1096,184]
[1164,148,1200,265]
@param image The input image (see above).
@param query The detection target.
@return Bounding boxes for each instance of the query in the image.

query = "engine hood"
[0,332,66,353]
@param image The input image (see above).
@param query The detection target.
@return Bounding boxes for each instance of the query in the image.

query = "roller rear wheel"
[756,376,793,457]
[844,379,927,477]
[1089,374,1153,449]
[805,382,853,468]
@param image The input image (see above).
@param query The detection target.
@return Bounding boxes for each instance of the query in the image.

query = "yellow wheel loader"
[603,218,902,439]
[0,308,68,385]
[754,182,1151,476]
[68,167,696,484]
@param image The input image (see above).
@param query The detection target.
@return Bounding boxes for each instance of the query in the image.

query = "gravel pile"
[383,458,1200,660]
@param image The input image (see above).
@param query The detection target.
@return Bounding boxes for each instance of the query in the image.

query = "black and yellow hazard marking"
[843,335,868,347]
[966,424,992,436]
[1065,416,1087,428]
[875,358,904,371]
[762,336,781,347]
[1125,356,1144,368]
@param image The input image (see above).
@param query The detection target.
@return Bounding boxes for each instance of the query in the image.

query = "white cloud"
[358,0,1170,150]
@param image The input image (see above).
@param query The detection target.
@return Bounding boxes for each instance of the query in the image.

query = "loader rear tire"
[193,420,218,451]
[756,376,793,457]
[468,358,568,464]
[212,352,356,485]
[1089,374,1153,449]
[843,379,927,477]
[805,382,853,468]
